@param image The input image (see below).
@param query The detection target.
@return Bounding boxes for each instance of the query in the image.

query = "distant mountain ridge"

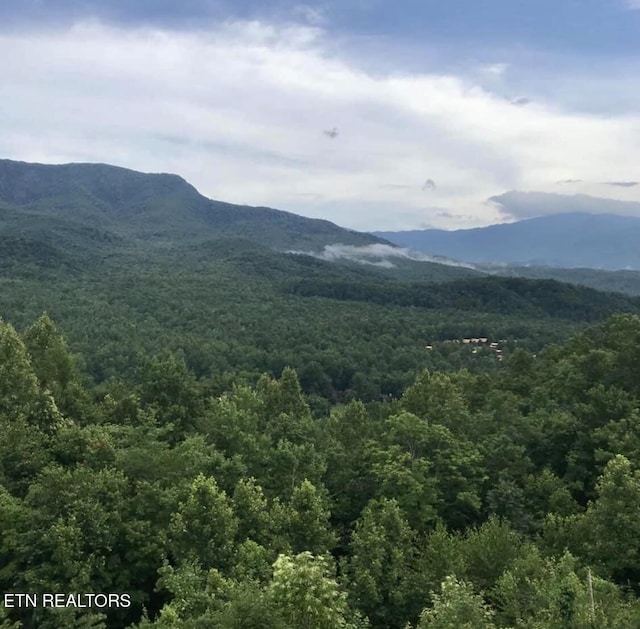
[5,158,640,297]
[2,157,640,372]
[373,212,640,270]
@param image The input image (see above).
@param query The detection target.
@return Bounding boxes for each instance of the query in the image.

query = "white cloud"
[479,62,509,76]
[490,191,640,220]
[1,20,640,231]
[288,243,477,268]
[291,4,328,26]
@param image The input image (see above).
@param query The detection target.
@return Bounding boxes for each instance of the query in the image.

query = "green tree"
[367,443,438,532]
[0,466,138,628]
[373,411,483,529]
[147,561,231,628]
[580,454,640,583]
[0,412,51,495]
[139,354,203,442]
[460,516,523,593]
[258,367,310,425]
[344,498,417,628]
[23,313,82,416]
[267,552,361,629]
[324,401,377,525]
[0,319,40,419]
[232,477,273,546]
[286,479,337,554]
[401,371,470,435]
[413,524,467,600]
[415,576,496,629]
[168,474,238,571]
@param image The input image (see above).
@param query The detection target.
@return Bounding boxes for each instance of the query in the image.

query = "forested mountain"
[374,211,640,270]
[3,159,640,627]
[0,159,384,251]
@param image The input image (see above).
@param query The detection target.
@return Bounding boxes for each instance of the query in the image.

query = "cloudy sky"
[2,0,640,230]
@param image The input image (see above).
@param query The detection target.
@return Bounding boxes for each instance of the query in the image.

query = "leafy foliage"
[3,162,640,627]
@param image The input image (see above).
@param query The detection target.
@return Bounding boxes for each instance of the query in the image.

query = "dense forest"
[3,160,640,627]
[3,312,640,628]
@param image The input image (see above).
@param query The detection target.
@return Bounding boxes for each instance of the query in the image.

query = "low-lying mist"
[287,243,477,269]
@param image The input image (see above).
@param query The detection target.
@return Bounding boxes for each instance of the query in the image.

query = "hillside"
[0,157,638,392]
[0,159,486,289]
[0,159,384,251]
[285,275,640,322]
[486,265,640,296]
[374,211,640,270]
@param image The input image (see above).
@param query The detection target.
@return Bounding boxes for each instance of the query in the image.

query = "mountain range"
[3,157,640,303]
[374,211,640,271]
[5,158,640,276]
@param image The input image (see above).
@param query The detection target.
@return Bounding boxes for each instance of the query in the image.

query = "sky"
[2,0,640,230]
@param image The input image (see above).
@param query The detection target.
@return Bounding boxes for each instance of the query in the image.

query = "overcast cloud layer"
[2,1,640,230]
[490,191,640,220]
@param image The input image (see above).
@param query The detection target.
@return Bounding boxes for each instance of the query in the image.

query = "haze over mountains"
[375,210,640,271]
